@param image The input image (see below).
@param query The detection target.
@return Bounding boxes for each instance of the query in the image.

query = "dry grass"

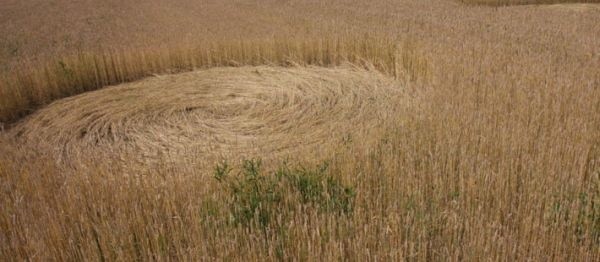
[1,0,599,260]
[0,36,425,124]
[460,0,600,5]
[9,65,407,169]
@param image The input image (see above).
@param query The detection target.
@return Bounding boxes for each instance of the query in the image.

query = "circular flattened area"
[11,66,406,167]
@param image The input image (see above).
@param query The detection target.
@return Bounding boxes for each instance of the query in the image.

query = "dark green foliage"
[278,162,355,214]
[213,160,231,182]
[213,159,355,228]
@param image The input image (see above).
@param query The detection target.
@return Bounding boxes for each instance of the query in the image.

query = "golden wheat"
[0,0,599,260]
[10,65,407,169]
[459,0,600,5]
[0,36,415,124]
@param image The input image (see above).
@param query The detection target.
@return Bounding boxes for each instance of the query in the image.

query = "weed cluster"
[214,160,355,228]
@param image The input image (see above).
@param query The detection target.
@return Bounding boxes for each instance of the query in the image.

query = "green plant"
[278,162,356,214]
[214,160,355,228]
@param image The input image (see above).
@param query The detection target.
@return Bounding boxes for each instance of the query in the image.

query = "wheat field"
[9,65,407,169]
[461,0,600,5]
[1,0,599,261]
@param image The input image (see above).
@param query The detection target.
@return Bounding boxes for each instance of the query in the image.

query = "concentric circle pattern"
[11,66,405,167]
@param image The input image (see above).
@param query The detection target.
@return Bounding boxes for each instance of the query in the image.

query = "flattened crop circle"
[11,66,405,167]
